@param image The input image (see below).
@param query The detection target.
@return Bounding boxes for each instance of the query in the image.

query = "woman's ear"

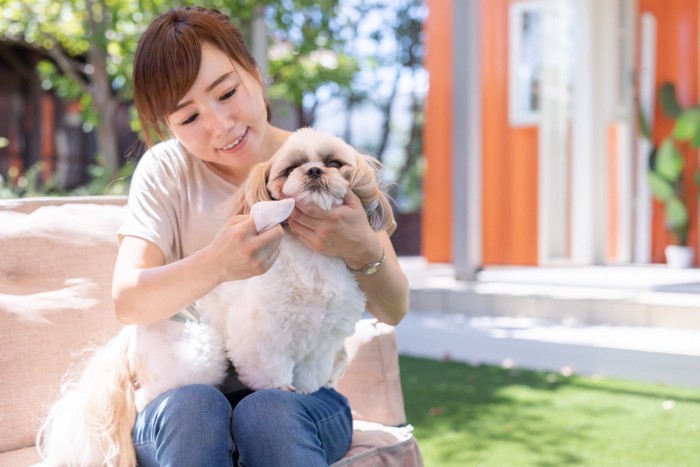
[350,153,396,233]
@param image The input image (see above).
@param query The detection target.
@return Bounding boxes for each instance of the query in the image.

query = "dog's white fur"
[37,128,393,466]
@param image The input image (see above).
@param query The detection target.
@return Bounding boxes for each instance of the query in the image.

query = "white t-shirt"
[119,139,250,392]
[118,139,237,262]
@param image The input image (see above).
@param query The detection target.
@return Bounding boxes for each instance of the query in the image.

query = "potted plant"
[645,82,700,267]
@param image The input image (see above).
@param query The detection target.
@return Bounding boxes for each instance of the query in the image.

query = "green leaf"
[647,171,675,202]
[659,82,682,119]
[673,108,700,142]
[665,196,689,231]
[655,138,684,181]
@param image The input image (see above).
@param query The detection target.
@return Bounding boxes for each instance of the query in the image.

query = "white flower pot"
[664,245,695,268]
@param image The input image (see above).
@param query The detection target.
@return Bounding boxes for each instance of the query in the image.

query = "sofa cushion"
[332,421,423,467]
[0,200,126,454]
[0,446,39,467]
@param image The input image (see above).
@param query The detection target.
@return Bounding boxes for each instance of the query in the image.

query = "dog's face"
[241,128,394,232]
[267,128,357,210]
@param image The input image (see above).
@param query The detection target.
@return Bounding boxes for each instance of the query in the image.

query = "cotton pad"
[250,198,296,232]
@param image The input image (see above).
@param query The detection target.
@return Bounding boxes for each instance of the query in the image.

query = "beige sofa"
[0,196,422,467]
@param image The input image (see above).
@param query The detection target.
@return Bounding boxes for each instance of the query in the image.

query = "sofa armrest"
[336,319,407,427]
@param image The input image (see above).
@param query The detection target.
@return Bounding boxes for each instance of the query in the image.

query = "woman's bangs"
[159,34,202,117]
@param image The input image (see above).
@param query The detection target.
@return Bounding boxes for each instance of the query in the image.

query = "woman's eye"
[181,113,198,126]
[326,160,342,169]
[220,87,238,101]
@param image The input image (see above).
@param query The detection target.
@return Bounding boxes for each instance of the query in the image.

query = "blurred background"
[5,0,700,275]
[0,0,427,251]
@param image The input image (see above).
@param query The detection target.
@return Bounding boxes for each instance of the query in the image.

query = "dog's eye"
[326,160,343,169]
[282,166,296,176]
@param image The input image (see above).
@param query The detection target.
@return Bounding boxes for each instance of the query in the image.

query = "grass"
[400,355,700,466]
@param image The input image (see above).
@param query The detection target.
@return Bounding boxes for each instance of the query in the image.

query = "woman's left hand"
[289,188,408,325]
[287,190,382,268]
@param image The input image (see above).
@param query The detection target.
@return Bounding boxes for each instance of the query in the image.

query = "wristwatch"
[346,249,386,276]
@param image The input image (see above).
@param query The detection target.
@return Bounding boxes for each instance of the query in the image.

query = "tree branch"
[44,46,91,94]
[9,1,92,94]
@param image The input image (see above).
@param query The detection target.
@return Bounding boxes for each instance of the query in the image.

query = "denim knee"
[133,384,234,467]
[231,390,295,442]
[156,384,231,431]
[231,388,351,467]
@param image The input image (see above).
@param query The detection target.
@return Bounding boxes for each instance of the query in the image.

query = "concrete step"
[400,258,700,331]
[395,311,700,388]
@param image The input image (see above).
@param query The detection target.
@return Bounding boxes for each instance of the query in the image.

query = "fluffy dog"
[37,128,393,466]
[217,127,394,393]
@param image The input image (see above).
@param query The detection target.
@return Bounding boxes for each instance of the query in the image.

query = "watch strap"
[346,248,386,276]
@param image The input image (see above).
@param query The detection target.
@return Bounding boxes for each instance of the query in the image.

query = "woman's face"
[166,43,270,183]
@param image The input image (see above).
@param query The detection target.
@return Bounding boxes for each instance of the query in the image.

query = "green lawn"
[400,355,700,466]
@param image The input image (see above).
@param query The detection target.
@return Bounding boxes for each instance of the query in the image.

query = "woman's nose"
[207,106,235,139]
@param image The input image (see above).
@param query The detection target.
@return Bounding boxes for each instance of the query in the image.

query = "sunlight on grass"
[400,355,700,466]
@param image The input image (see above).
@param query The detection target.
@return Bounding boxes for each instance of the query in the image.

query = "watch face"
[364,262,382,275]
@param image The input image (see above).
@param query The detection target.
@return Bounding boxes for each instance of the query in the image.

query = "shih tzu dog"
[217,127,394,393]
[37,128,394,467]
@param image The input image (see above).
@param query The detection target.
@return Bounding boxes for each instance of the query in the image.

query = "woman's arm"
[346,231,409,325]
[113,215,285,325]
[287,190,409,325]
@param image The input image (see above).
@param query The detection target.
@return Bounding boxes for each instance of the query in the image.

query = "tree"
[321,0,427,210]
[265,0,359,127]
[0,0,170,174]
[375,0,426,208]
[0,0,356,177]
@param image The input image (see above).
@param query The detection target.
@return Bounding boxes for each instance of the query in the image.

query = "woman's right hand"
[206,215,285,284]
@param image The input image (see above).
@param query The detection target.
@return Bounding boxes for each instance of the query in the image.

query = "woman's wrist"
[344,240,385,272]
[346,248,386,276]
[195,243,229,286]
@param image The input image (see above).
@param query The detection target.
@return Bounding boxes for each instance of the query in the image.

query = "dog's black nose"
[306,167,324,179]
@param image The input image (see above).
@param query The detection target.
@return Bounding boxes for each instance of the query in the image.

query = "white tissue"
[250,198,295,233]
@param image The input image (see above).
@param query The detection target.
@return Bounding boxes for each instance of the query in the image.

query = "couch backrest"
[337,320,407,427]
[0,197,127,453]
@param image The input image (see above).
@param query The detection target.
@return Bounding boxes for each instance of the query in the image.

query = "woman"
[112,6,409,466]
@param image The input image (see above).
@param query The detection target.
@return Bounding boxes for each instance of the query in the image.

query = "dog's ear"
[243,160,273,212]
[350,153,396,233]
[227,189,248,216]
[225,161,273,215]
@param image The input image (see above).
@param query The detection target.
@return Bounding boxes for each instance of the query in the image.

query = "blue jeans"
[132,384,353,466]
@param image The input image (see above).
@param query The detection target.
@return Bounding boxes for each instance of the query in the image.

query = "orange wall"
[481,0,539,265]
[421,0,453,262]
[639,0,699,262]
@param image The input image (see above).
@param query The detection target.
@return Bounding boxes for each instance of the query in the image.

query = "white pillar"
[452,0,482,281]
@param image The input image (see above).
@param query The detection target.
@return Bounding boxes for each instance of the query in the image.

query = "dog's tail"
[37,327,138,467]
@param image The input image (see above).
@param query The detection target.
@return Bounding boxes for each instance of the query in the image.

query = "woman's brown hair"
[133,7,270,147]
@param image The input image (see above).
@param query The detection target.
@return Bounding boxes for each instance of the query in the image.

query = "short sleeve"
[117,141,183,263]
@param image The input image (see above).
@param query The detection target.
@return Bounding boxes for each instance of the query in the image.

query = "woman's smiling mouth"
[220,128,248,152]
